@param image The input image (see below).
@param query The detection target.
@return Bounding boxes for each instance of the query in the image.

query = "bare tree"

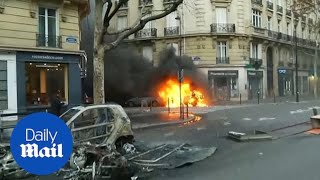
[93,0,183,104]
[292,0,320,97]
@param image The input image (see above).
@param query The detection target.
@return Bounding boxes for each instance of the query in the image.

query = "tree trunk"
[93,47,105,104]
[93,0,105,104]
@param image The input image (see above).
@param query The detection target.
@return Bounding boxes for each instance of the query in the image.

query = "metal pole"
[178,16,183,120]
[257,92,260,104]
[186,104,189,118]
[295,28,299,102]
[273,91,276,103]
[179,70,182,119]
[168,98,170,114]
[240,93,242,105]
[314,40,318,98]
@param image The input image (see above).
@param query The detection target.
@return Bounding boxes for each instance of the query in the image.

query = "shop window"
[230,77,239,98]
[25,62,68,106]
[0,60,7,110]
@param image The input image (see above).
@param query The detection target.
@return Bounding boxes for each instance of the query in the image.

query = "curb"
[132,114,196,130]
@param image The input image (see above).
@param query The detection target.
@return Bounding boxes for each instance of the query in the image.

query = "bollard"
[181,104,184,120]
[0,110,3,141]
[150,102,152,112]
[273,93,276,103]
[313,108,318,116]
[240,94,242,105]
[186,104,189,118]
[257,92,260,104]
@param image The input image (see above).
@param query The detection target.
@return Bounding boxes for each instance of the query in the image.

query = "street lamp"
[294,26,299,102]
[176,15,183,119]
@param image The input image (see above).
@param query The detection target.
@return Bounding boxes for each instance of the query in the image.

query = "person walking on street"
[50,90,64,116]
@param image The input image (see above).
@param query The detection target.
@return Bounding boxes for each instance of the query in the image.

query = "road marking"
[259,117,276,121]
[290,106,320,114]
[164,132,174,137]
[196,127,206,131]
[223,122,231,126]
[242,118,252,121]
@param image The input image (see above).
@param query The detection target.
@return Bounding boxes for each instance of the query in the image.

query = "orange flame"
[158,79,207,108]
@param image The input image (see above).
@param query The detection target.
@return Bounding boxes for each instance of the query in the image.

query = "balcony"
[254,27,265,34]
[36,34,62,48]
[277,5,283,14]
[164,26,179,36]
[286,9,291,16]
[210,23,236,33]
[216,57,230,64]
[163,0,176,4]
[135,28,157,38]
[249,58,263,68]
[251,0,262,6]
[267,1,273,10]
[139,0,153,6]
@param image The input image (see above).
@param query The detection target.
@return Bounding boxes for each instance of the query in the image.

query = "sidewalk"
[213,95,318,106]
[129,112,195,130]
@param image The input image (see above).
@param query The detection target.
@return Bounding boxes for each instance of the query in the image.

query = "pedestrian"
[50,90,64,116]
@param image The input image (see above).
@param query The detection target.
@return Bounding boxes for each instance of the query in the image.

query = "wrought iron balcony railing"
[286,9,291,16]
[139,0,153,6]
[252,0,262,6]
[163,0,176,4]
[254,27,265,34]
[210,23,236,33]
[216,57,230,64]
[302,16,306,22]
[36,34,62,48]
[277,5,283,14]
[250,58,262,66]
[267,1,273,10]
[135,28,157,38]
[308,18,313,24]
[164,26,179,36]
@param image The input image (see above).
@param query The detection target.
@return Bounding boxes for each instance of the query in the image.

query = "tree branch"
[104,0,183,51]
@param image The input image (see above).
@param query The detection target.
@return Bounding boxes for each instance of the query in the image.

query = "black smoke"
[83,43,210,105]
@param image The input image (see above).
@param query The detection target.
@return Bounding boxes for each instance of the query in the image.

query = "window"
[267,17,272,30]
[278,20,281,32]
[38,7,58,47]
[167,43,179,56]
[25,63,68,106]
[230,77,239,98]
[216,7,227,24]
[252,10,262,28]
[251,43,261,59]
[143,46,153,62]
[217,41,228,63]
[0,60,7,110]
[117,16,128,31]
[166,11,178,28]
[277,0,282,6]
[302,27,305,38]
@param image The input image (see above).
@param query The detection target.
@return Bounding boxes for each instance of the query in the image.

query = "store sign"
[247,71,263,77]
[31,55,64,60]
[278,69,287,74]
[209,71,238,77]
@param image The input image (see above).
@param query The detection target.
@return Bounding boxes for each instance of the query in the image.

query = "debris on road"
[228,130,272,142]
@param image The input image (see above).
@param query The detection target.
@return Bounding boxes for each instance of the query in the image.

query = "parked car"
[125,97,164,107]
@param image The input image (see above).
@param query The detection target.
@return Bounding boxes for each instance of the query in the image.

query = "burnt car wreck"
[0,104,216,179]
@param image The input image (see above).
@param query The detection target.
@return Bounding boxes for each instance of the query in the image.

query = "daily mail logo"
[10,113,73,175]
[20,129,63,158]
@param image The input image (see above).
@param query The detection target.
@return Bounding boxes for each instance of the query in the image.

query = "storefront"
[247,70,263,99]
[208,70,239,101]
[278,68,293,96]
[16,51,82,112]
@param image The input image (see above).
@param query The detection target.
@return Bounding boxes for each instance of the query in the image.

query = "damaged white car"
[0,104,135,179]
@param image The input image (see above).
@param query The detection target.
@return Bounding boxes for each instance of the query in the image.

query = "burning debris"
[158,79,207,107]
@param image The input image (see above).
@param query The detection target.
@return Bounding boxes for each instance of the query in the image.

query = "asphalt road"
[133,100,320,180]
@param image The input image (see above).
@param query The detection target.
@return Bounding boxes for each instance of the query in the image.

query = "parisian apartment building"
[111,0,320,101]
[0,0,88,115]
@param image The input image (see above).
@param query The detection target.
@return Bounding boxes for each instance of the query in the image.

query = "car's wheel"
[152,101,160,107]
[128,101,134,107]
